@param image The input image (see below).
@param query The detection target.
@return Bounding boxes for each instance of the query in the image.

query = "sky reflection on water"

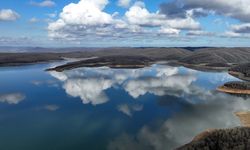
[0,63,249,150]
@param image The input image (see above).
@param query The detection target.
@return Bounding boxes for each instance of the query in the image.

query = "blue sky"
[0,0,250,47]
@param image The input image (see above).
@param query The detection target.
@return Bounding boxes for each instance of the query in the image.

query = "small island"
[229,63,250,82]
[217,81,250,95]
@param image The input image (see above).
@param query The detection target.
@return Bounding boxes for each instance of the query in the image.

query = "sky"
[0,0,250,47]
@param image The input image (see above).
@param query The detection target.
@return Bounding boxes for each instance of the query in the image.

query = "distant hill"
[1,47,250,71]
[85,47,192,60]
[179,48,250,65]
[0,46,100,53]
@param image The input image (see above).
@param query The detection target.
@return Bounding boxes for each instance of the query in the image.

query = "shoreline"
[177,112,250,149]
[0,47,250,72]
[217,86,250,95]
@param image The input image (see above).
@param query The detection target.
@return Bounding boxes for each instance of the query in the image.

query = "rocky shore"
[217,63,250,96]
[177,112,250,150]
[217,81,250,95]
[235,112,250,127]
[229,63,250,82]
[177,127,250,150]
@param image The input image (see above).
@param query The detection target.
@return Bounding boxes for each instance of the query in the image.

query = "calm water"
[0,63,249,150]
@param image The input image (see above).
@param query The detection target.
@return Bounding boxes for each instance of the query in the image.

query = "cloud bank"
[45,0,250,44]
[48,0,200,42]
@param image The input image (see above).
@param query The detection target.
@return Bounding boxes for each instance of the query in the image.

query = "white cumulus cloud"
[125,1,200,30]
[117,0,131,8]
[48,0,114,39]
[48,0,200,42]
[30,0,56,7]
[0,9,20,21]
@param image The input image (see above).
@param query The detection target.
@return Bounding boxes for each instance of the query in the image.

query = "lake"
[0,62,249,150]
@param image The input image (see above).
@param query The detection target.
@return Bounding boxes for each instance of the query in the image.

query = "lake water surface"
[0,63,249,150]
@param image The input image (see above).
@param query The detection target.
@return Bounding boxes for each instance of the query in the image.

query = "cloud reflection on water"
[49,65,196,105]
[108,88,250,150]
[0,92,25,104]
[117,104,143,117]
[63,78,113,105]
[124,74,196,99]
[48,64,250,149]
